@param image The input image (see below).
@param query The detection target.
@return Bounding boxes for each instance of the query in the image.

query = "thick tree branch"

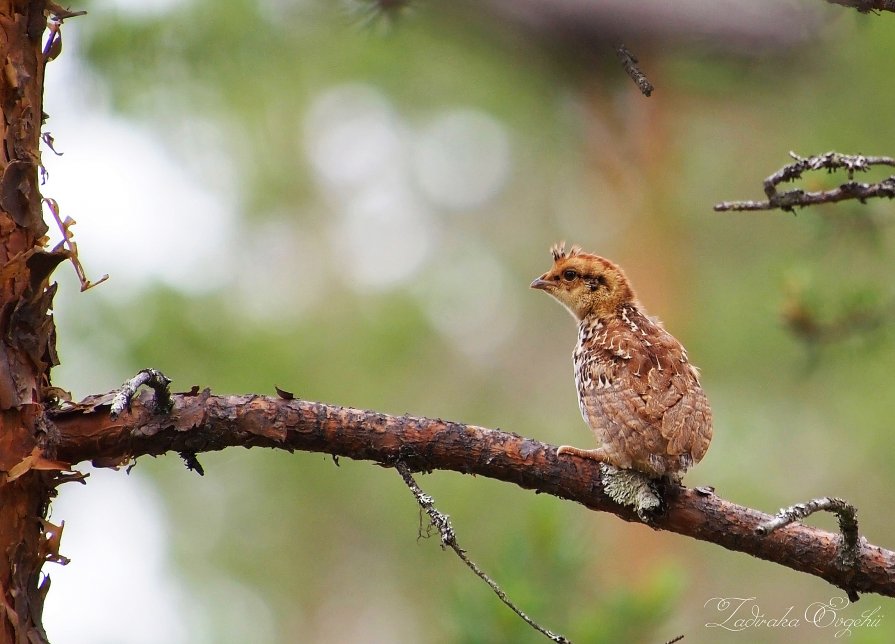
[48,390,895,601]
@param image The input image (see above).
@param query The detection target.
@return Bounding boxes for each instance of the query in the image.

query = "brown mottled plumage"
[531,243,712,480]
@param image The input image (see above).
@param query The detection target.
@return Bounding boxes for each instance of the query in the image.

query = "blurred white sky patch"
[229,217,328,324]
[332,184,433,289]
[418,244,518,360]
[302,84,514,303]
[43,469,192,644]
[42,49,236,296]
[303,84,405,191]
[412,109,512,212]
[304,84,434,289]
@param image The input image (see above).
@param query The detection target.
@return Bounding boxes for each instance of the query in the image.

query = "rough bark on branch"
[48,390,895,601]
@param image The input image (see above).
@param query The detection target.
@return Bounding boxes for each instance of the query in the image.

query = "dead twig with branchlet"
[395,462,571,643]
[715,151,895,212]
[757,497,862,600]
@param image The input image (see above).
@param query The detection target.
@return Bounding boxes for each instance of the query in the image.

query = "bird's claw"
[556,445,611,462]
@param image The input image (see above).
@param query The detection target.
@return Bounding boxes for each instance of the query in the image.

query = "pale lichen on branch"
[109,368,173,419]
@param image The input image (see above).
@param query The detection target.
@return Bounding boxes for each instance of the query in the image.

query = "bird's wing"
[583,313,712,465]
[577,323,665,464]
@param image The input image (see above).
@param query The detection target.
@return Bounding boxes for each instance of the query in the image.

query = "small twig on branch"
[826,0,895,14]
[42,3,88,60]
[714,151,895,212]
[616,43,654,97]
[43,198,109,291]
[178,451,205,476]
[395,462,570,643]
[757,496,861,577]
[109,368,173,419]
[41,132,63,157]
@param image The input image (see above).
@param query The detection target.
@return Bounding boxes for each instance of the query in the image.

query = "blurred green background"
[40,1,895,642]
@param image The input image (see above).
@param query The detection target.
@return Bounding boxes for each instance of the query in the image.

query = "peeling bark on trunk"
[0,2,59,642]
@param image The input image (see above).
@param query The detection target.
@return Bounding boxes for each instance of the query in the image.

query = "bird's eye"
[562,269,578,281]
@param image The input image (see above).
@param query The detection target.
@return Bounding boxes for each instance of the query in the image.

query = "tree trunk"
[0,2,60,642]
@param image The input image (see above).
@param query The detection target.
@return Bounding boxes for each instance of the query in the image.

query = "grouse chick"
[531,243,712,481]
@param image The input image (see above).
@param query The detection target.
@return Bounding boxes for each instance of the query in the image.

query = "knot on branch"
[110,368,173,419]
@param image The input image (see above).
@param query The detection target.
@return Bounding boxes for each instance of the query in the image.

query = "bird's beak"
[530,277,551,290]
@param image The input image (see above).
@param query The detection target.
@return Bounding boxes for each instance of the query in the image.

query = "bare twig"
[109,368,173,418]
[41,132,63,156]
[49,392,895,600]
[395,462,570,643]
[714,151,895,212]
[43,198,109,291]
[43,3,88,60]
[178,451,205,475]
[757,496,861,582]
[826,0,895,14]
[616,43,654,97]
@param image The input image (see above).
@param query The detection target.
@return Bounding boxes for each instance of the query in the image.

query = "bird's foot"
[599,464,662,522]
[556,445,611,462]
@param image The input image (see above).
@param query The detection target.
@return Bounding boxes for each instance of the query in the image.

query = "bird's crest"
[551,242,583,262]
